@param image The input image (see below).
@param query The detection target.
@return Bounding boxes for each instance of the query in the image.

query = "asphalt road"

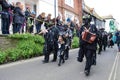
[0,45,119,80]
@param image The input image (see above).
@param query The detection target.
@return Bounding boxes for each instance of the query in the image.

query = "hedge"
[0,33,44,64]
[0,33,79,64]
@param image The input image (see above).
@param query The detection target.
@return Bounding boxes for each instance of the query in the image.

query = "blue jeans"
[13,23,22,33]
[36,24,41,33]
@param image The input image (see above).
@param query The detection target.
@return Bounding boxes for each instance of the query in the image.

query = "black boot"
[84,70,90,76]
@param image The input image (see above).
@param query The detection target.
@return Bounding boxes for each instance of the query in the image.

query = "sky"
[84,0,120,24]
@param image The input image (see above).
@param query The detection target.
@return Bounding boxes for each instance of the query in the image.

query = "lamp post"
[54,0,57,27]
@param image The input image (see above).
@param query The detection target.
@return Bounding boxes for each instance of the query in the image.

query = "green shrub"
[33,44,43,56]
[0,34,44,64]
[8,33,45,43]
[17,40,43,58]
[72,37,79,48]
[8,33,33,40]
[17,40,34,58]
[0,51,7,64]
[33,35,45,44]
[6,48,22,61]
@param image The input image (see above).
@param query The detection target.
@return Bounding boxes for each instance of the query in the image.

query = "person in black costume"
[41,19,59,63]
[115,30,120,52]
[108,33,114,48]
[77,15,98,76]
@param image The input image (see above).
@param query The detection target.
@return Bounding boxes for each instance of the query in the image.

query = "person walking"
[77,16,98,76]
[115,30,120,52]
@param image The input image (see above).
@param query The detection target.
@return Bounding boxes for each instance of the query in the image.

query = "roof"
[83,4,93,15]
[82,1,104,21]
[102,15,115,20]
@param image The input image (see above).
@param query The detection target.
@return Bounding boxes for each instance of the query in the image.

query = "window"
[82,0,85,9]
[65,0,74,8]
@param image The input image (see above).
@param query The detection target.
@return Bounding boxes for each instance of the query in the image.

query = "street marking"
[80,71,84,74]
[119,52,120,54]
[113,52,119,80]
[108,52,119,80]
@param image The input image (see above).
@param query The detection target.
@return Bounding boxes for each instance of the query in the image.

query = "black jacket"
[13,7,24,24]
[79,24,98,50]
[1,0,10,11]
[0,1,10,18]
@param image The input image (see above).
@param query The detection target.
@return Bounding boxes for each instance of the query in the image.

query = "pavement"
[0,45,119,80]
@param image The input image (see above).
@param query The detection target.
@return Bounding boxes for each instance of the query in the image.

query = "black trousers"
[64,39,71,60]
[36,24,41,33]
[13,23,22,33]
[102,43,107,51]
[2,18,10,34]
[85,49,94,72]
[78,45,86,62]
[64,46,69,59]
[43,44,58,62]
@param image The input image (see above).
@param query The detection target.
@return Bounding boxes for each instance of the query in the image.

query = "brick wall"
[58,0,82,24]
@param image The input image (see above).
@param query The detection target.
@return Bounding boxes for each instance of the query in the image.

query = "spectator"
[13,2,24,33]
[28,11,36,33]
[25,7,31,32]
[35,12,45,33]
[0,0,14,34]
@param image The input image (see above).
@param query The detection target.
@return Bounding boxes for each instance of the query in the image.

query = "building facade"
[9,0,58,18]
[103,15,117,33]
[58,0,82,24]
[9,0,83,20]
[82,0,105,29]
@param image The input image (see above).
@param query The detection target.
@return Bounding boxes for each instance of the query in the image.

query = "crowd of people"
[1,0,120,77]
[0,0,80,34]
[0,0,78,66]
[77,15,120,76]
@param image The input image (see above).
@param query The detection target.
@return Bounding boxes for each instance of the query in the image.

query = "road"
[0,45,119,80]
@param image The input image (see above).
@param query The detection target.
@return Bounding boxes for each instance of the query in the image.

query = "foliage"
[72,36,79,48]
[0,51,7,64]
[8,33,45,44]
[6,48,22,61]
[0,33,44,64]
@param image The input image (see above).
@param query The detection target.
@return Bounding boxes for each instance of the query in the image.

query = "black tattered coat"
[79,24,98,50]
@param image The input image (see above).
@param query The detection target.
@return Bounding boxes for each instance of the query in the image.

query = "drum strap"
[84,27,90,31]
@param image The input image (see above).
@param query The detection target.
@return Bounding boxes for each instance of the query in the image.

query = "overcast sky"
[84,0,120,23]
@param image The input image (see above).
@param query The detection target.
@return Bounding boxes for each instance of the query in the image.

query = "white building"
[103,15,117,33]
[9,0,58,17]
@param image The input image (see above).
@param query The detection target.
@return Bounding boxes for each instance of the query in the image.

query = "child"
[57,35,65,66]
